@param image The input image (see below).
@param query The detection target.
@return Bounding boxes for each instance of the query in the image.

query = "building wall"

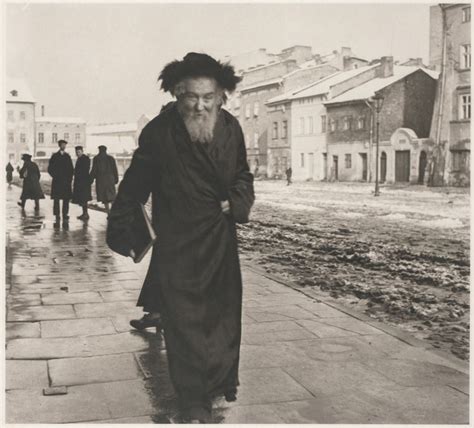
[267,103,291,178]
[6,102,35,164]
[291,96,329,181]
[283,64,339,92]
[241,60,297,87]
[35,121,87,157]
[429,4,471,186]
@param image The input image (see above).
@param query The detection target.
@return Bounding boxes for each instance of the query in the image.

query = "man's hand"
[221,200,230,214]
[130,249,136,259]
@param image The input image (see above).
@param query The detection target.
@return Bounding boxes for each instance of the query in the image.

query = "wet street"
[5,183,469,424]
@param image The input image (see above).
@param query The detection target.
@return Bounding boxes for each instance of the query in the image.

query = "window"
[20,111,26,121]
[272,122,279,139]
[8,132,14,143]
[321,115,327,133]
[10,90,18,97]
[75,133,81,143]
[308,117,313,134]
[461,44,471,69]
[343,116,352,130]
[357,116,366,130]
[463,6,471,22]
[452,150,469,171]
[300,153,305,168]
[7,110,14,122]
[36,151,46,157]
[329,118,338,132]
[253,132,259,147]
[282,120,288,138]
[38,133,44,144]
[245,104,251,119]
[253,102,259,116]
[460,94,471,119]
[52,133,58,144]
[345,154,352,169]
[64,133,69,141]
[20,133,26,143]
[300,117,305,134]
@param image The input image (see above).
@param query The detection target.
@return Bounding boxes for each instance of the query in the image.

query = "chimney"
[41,105,45,116]
[313,54,322,64]
[377,56,394,78]
[341,46,352,58]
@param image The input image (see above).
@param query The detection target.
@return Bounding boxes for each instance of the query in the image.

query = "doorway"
[380,152,387,183]
[418,151,427,184]
[395,150,410,182]
[359,153,368,181]
[323,153,328,180]
[333,155,339,180]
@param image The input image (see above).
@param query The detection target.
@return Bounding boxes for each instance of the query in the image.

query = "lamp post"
[373,93,384,197]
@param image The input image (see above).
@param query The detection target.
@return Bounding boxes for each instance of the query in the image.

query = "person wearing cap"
[48,139,74,225]
[17,154,45,212]
[72,146,92,220]
[90,145,118,214]
[106,52,254,423]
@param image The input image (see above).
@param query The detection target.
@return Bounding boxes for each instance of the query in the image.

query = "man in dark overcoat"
[17,154,45,212]
[48,140,73,224]
[106,53,254,423]
[72,146,92,220]
[90,145,118,213]
[6,161,14,187]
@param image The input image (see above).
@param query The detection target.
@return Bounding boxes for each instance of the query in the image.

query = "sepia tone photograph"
[3,1,470,424]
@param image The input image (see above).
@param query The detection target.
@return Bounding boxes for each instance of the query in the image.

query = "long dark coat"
[6,163,14,183]
[19,161,45,200]
[48,151,73,199]
[72,155,92,205]
[107,104,254,409]
[90,153,118,203]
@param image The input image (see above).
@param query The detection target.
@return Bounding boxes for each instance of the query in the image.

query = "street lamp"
[373,93,384,197]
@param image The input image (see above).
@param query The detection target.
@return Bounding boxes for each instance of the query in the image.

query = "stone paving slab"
[41,291,103,305]
[41,318,117,338]
[6,360,49,390]
[7,304,76,322]
[6,322,41,340]
[49,353,142,386]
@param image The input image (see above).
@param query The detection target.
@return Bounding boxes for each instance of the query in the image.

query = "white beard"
[179,106,219,144]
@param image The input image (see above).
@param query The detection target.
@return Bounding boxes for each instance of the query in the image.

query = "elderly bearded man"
[107,53,254,423]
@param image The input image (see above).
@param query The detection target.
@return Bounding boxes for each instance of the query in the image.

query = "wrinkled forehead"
[181,76,220,95]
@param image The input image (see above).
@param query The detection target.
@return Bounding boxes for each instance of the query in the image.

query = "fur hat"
[158,52,242,94]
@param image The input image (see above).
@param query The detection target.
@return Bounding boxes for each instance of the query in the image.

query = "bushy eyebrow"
[184,91,215,97]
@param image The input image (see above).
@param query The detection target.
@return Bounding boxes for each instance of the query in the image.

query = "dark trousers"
[21,199,39,209]
[53,199,70,218]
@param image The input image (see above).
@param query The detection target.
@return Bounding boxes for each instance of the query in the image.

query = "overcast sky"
[7,2,434,123]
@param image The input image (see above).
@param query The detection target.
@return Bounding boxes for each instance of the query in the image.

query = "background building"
[6,78,36,164]
[429,3,471,186]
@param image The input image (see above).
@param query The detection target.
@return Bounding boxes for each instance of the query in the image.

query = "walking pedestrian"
[72,146,92,221]
[6,161,14,187]
[90,145,118,213]
[106,52,254,423]
[48,140,74,225]
[17,154,44,212]
[286,166,292,185]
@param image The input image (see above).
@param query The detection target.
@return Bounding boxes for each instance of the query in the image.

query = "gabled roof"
[266,64,379,105]
[36,116,85,124]
[6,77,35,103]
[239,77,283,93]
[87,122,137,134]
[86,135,136,154]
[324,66,439,105]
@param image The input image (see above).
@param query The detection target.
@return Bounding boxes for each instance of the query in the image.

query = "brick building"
[429,3,471,186]
[6,78,36,164]
[324,61,438,183]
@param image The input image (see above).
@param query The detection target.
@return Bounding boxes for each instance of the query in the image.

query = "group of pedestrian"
[11,140,118,225]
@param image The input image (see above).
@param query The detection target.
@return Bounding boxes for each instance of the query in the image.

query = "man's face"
[179,77,220,116]
[75,149,83,157]
[177,77,221,143]
[59,142,67,151]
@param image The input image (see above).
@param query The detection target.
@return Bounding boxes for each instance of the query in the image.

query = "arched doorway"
[380,152,387,183]
[418,151,427,184]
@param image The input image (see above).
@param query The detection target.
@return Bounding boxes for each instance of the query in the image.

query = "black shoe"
[224,389,237,402]
[184,406,212,424]
[130,314,162,331]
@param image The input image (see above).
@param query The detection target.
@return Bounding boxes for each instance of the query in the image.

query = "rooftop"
[6,77,35,103]
[87,122,137,134]
[86,134,136,154]
[239,77,283,93]
[325,66,439,105]
[36,116,86,124]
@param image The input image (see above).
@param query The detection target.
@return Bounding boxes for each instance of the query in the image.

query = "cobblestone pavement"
[5,185,469,424]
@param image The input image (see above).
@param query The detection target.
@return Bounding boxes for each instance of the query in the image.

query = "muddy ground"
[237,181,470,361]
